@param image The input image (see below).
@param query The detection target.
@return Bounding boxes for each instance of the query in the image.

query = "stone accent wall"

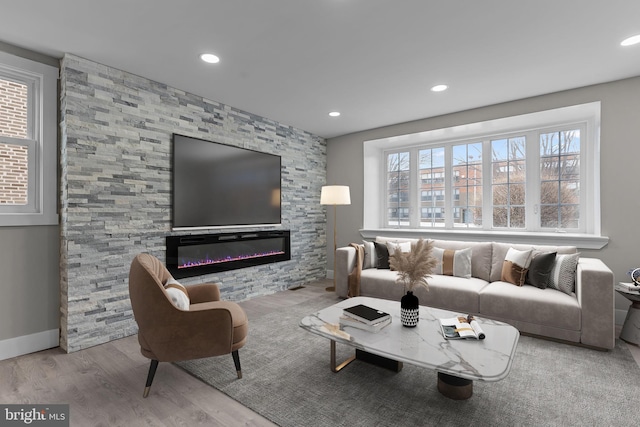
[59,54,327,352]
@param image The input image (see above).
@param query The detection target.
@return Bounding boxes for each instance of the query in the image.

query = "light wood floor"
[1,279,638,427]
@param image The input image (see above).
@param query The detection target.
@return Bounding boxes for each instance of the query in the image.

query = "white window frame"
[363,102,607,249]
[0,51,58,226]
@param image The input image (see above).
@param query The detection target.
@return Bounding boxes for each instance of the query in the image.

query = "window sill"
[359,228,608,250]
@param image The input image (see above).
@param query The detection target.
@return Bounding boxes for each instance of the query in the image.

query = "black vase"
[400,290,419,327]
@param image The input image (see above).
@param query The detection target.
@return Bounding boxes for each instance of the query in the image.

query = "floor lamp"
[321,185,351,292]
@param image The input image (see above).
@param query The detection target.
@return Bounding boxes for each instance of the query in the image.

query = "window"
[0,51,57,226]
[365,103,602,242]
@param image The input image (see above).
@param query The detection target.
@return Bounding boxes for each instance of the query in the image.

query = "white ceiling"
[1,1,639,138]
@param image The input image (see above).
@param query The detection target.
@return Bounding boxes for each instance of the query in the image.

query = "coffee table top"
[300,296,519,382]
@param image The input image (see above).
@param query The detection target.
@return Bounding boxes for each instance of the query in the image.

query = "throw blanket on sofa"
[347,243,364,297]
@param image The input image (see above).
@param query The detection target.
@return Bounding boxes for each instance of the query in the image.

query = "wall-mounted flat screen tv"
[172,134,281,229]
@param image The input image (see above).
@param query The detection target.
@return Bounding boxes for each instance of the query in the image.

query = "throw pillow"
[164,278,190,310]
[501,247,533,286]
[432,247,472,278]
[362,240,377,269]
[548,253,580,295]
[525,251,557,289]
[386,241,412,256]
[373,241,390,269]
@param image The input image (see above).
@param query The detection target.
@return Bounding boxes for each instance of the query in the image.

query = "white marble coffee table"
[299,296,520,399]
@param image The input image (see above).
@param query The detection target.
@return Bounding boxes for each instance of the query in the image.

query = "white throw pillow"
[164,278,190,310]
[432,247,472,279]
[386,241,412,256]
[501,247,533,286]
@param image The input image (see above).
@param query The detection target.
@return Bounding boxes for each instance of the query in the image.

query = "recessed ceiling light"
[329,111,341,117]
[431,84,448,92]
[621,34,640,46]
[200,53,220,64]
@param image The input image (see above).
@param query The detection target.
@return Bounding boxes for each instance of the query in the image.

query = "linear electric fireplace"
[166,230,291,279]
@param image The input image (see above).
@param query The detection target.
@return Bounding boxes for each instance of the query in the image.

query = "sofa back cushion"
[430,240,493,282]
[490,242,577,282]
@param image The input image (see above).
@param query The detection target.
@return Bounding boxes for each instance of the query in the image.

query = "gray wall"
[0,44,59,346]
[0,226,59,341]
[326,76,640,319]
[59,54,327,352]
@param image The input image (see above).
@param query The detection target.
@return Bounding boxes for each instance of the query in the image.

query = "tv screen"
[172,134,281,229]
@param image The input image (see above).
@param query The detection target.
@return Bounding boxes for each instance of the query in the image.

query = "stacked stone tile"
[59,54,327,352]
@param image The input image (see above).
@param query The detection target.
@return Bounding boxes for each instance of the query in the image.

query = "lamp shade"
[320,185,351,205]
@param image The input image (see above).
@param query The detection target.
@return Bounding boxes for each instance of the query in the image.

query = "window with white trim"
[0,51,58,226]
[368,103,600,237]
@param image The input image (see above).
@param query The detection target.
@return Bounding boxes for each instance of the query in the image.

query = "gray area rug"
[177,295,640,427]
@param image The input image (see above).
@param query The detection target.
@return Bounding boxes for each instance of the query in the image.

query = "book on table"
[440,315,486,340]
[616,282,640,294]
[339,315,391,333]
[343,304,391,325]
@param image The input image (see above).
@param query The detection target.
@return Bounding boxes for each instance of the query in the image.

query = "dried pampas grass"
[389,239,437,292]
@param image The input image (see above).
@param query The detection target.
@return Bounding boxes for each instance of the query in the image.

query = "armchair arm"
[576,257,615,349]
[186,282,221,304]
[335,247,356,298]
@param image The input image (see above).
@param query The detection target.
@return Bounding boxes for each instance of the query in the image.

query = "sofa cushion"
[548,253,580,295]
[479,281,580,331]
[432,247,472,278]
[526,251,557,289]
[358,268,488,314]
[490,242,577,282]
[430,240,493,282]
[501,247,533,286]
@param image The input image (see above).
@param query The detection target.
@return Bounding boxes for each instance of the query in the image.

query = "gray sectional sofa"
[335,236,615,350]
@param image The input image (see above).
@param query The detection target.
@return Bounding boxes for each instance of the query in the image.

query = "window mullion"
[526,131,539,231]
[410,147,420,227]
[444,144,453,228]
[482,139,492,230]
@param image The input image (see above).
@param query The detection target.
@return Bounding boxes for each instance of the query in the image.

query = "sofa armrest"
[576,257,615,349]
[335,247,356,298]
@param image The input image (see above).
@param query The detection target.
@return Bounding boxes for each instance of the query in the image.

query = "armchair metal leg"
[232,350,242,379]
[143,359,159,398]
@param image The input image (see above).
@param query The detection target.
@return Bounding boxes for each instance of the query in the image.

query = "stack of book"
[339,304,391,333]
[616,282,640,295]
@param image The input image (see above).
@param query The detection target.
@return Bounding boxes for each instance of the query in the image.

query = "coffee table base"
[437,372,473,400]
[330,341,403,373]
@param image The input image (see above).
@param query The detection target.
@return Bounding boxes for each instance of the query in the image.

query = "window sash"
[383,122,588,233]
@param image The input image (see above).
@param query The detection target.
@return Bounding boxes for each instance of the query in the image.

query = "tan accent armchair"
[128,253,248,397]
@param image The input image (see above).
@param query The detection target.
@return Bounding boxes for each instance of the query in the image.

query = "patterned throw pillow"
[432,247,472,278]
[548,253,580,295]
[525,251,557,289]
[164,278,190,310]
[362,241,377,269]
[501,247,533,286]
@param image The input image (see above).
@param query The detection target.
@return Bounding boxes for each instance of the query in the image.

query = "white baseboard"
[0,329,59,361]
